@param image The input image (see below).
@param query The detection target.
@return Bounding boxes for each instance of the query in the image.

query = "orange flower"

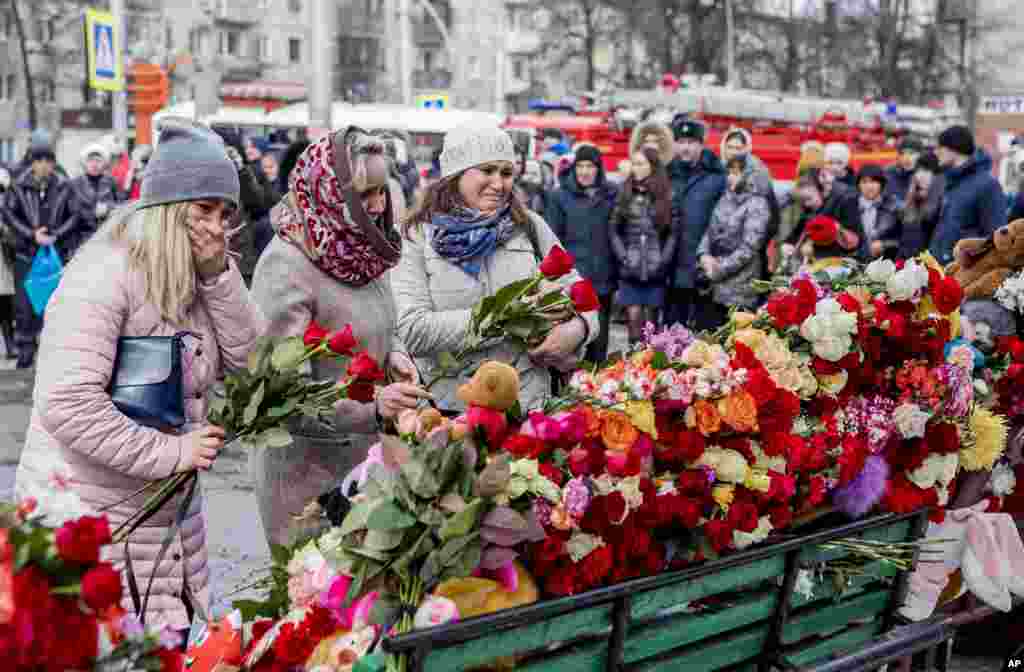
[600,410,639,453]
[693,400,722,437]
[719,390,759,434]
[0,529,12,625]
[575,404,602,439]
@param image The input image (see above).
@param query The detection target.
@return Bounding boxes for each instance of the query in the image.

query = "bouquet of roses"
[437,246,599,376]
[0,489,184,672]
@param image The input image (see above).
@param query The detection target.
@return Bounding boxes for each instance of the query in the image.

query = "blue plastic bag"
[24,245,63,316]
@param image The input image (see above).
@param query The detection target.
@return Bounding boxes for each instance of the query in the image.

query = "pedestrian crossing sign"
[415,93,449,110]
[85,8,123,92]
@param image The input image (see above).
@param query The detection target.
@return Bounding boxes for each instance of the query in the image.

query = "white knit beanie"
[440,124,516,180]
[824,142,851,165]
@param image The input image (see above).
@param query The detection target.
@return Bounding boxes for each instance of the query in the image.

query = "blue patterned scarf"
[430,203,517,278]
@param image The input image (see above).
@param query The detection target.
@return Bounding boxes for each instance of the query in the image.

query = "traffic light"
[415,93,449,110]
[128,63,169,146]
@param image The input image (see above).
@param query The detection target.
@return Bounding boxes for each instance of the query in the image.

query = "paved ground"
[0,331,1010,669]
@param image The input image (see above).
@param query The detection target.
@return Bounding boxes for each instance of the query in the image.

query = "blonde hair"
[105,202,197,326]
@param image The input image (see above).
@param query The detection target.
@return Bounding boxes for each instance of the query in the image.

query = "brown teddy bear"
[946,219,1024,300]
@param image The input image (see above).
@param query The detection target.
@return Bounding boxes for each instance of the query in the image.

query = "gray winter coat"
[697,164,771,309]
[609,187,678,284]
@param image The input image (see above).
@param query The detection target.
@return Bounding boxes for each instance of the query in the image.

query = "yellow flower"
[625,400,659,440]
[681,341,715,368]
[817,370,849,396]
[744,468,772,493]
[962,408,1008,471]
[733,311,758,328]
[712,484,735,510]
[947,308,961,340]
[734,328,768,352]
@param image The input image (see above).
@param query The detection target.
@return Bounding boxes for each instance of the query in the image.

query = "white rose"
[800,315,827,343]
[733,516,774,549]
[937,452,959,486]
[990,462,1018,497]
[813,335,852,362]
[908,453,959,490]
[716,449,751,484]
[893,403,931,439]
[865,258,897,284]
[887,261,929,302]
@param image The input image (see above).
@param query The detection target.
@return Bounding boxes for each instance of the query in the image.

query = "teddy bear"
[946,218,1024,300]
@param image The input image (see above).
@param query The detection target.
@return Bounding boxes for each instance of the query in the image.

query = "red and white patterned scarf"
[274,135,400,286]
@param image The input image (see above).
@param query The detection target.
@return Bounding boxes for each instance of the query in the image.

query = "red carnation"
[705,519,735,554]
[303,321,329,348]
[769,472,796,501]
[728,500,760,533]
[807,476,827,507]
[81,562,123,611]
[932,276,963,315]
[806,215,839,246]
[675,496,703,528]
[836,292,862,315]
[674,429,706,464]
[677,470,711,497]
[838,436,869,486]
[539,245,576,279]
[326,324,358,356]
[347,352,386,382]
[55,515,111,565]
[503,434,546,460]
[569,279,601,313]
[883,474,939,514]
[769,505,793,530]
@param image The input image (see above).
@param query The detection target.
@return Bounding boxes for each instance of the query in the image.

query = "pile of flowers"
[0,470,184,671]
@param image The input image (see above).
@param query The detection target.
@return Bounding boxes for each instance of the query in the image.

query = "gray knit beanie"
[139,124,240,210]
[440,124,516,180]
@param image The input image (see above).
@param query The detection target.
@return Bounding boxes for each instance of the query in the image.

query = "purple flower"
[532,499,553,528]
[158,626,183,651]
[642,322,695,360]
[563,477,591,519]
[118,614,145,641]
[833,455,890,518]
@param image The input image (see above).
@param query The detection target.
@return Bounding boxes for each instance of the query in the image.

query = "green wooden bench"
[382,510,928,671]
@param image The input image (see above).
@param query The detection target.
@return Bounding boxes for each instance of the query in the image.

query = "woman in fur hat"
[629,120,675,167]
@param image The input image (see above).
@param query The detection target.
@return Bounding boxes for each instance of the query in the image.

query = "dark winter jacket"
[517,182,548,216]
[884,164,914,202]
[545,163,618,295]
[63,174,120,257]
[1008,189,1024,223]
[697,158,772,309]
[4,171,71,262]
[899,173,945,259]
[234,164,282,283]
[859,193,902,259]
[789,182,864,262]
[610,184,678,285]
[667,149,727,288]
[929,151,1006,266]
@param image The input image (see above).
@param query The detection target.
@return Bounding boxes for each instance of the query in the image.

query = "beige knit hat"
[440,124,516,180]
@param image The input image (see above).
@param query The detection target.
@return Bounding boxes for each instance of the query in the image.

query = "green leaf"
[268,397,299,418]
[419,548,444,586]
[438,531,480,567]
[418,507,446,527]
[50,583,82,596]
[438,498,484,542]
[489,278,534,316]
[363,528,406,552]
[271,336,309,371]
[400,458,440,499]
[392,527,435,575]
[437,351,460,374]
[243,381,266,427]
[259,426,293,448]
[440,539,483,583]
[651,351,670,370]
[366,501,417,531]
[340,499,376,536]
[503,316,544,341]
[270,543,293,567]
[14,542,30,572]
[347,546,393,563]
[247,336,274,375]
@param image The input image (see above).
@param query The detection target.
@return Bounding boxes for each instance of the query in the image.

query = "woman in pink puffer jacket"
[14,124,265,639]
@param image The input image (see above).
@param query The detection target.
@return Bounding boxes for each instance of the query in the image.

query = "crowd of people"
[4,113,1019,644]
[511,116,1011,356]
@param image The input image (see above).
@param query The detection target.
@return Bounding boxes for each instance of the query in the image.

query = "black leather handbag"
[108,331,196,429]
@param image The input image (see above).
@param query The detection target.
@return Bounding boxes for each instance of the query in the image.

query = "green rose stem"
[388,576,425,672]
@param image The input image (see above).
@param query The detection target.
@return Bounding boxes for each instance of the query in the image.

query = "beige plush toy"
[946,219,1024,300]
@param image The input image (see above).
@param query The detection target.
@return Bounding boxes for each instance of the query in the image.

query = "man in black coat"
[4,145,70,368]
[545,145,618,361]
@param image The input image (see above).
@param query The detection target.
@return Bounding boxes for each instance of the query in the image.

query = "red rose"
[326,324,358,356]
[538,245,576,279]
[273,622,308,664]
[579,544,613,588]
[932,276,963,315]
[929,507,946,524]
[466,405,509,447]
[883,474,938,514]
[567,446,592,476]
[545,566,579,596]
[569,279,601,313]
[672,495,703,528]
[769,472,796,501]
[767,294,800,329]
[347,381,376,403]
[728,500,760,533]
[677,470,711,497]
[605,491,628,524]
[836,292,862,315]
[81,562,123,611]
[745,368,778,406]
[838,436,869,486]
[156,648,185,672]
[347,352,386,382]
[806,215,839,246]
[303,321,329,348]
[504,434,546,460]
[1011,340,1024,364]
[674,430,706,464]
[704,519,735,554]
[807,476,827,507]
[888,438,933,473]
[539,462,565,486]
[792,279,819,322]
[50,601,99,670]
[926,422,960,455]
[769,505,793,530]
[55,515,111,565]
